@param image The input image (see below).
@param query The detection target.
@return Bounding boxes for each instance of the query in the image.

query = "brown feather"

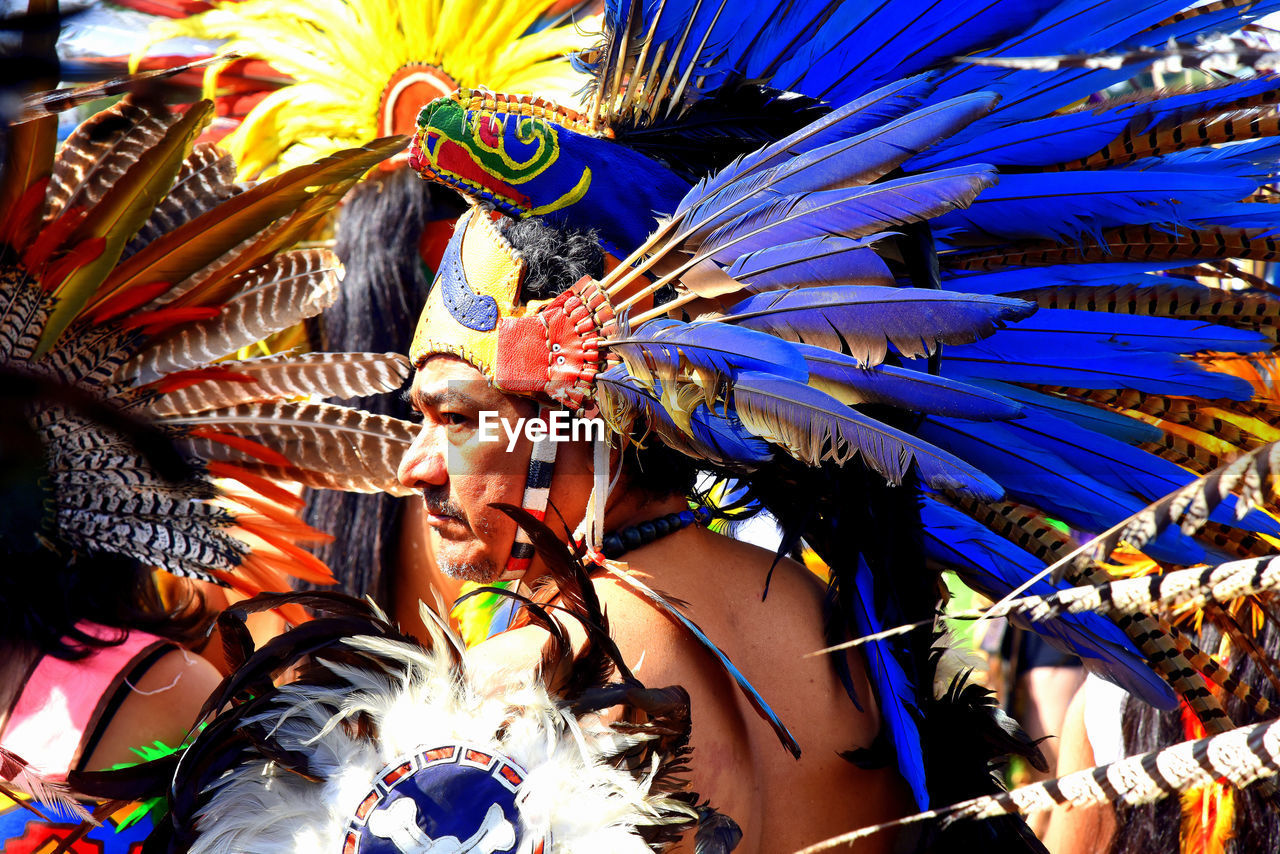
[1014,283,1280,338]
[149,352,411,416]
[124,142,240,260]
[122,249,341,381]
[95,137,404,307]
[36,101,214,356]
[147,174,358,313]
[0,114,57,246]
[946,226,1280,272]
[43,95,181,224]
[166,401,417,495]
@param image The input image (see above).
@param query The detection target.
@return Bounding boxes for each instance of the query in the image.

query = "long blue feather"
[918,416,1207,565]
[984,308,1272,355]
[698,165,997,264]
[848,552,929,807]
[607,317,808,384]
[989,407,1280,537]
[724,285,1035,366]
[942,263,1174,295]
[796,343,1023,421]
[725,237,895,292]
[962,379,1162,445]
[932,337,1256,400]
[931,171,1259,242]
[1127,0,1280,46]
[678,73,940,214]
[788,0,1064,104]
[917,75,1280,170]
[1122,137,1280,181]
[731,372,1003,499]
[920,496,1177,709]
[677,93,997,243]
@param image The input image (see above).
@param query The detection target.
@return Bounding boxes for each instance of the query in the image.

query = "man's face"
[397,355,536,581]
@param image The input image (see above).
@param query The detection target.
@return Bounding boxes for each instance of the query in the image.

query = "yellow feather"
[137,0,593,177]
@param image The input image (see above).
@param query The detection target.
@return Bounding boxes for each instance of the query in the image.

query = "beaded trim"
[600,507,712,560]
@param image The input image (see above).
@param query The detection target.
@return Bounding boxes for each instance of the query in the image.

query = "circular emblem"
[378,64,459,171]
[342,743,545,854]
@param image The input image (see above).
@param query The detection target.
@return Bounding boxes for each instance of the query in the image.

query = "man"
[397,213,914,853]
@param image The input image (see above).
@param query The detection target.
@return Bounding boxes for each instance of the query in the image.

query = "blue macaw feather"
[847,551,929,807]
[796,343,1023,421]
[679,74,940,216]
[931,171,1259,243]
[919,495,1177,710]
[962,379,1161,445]
[910,109,1134,170]
[677,93,997,244]
[789,0,1064,104]
[724,285,1035,366]
[918,416,1206,565]
[990,407,1280,538]
[942,264,1174,295]
[725,236,895,293]
[933,336,1256,400]
[608,317,808,384]
[1122,137,1280,181]
[1127,0,1280,46]
[731,371,1003,499]
[919,74,1280,170]
[698,165,997,265]
[1180,204,1280,231]
[992,308,1272,355]
[688,403,773,464]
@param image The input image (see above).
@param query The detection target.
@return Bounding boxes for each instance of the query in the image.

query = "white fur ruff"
[187,636,693,854]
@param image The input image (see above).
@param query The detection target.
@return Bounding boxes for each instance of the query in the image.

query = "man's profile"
[397,211,920,852]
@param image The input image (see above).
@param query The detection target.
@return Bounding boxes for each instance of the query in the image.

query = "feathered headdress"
[404,0,1280,822]
[0,82,417,608]
[134,0,599,177]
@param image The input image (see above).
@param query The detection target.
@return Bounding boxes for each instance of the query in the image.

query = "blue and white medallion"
[342,743,545,854]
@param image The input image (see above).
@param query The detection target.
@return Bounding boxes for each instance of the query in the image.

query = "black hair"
[1108,603,1280,853]
[504,216,698,499]
[0,546,205,661]
[506,216,605,302]
[302,169,463,602]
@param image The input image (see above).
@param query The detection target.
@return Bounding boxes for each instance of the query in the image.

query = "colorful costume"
[33,0,1280,850]
[0,624,171,854]
[130,0,599,614]
[402,0,1280,842]
[0,65,419,825]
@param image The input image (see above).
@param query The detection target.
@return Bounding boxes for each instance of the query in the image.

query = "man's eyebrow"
[404,387,483,409]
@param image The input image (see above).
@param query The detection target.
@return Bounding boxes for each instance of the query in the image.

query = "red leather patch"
[495,315,550,395]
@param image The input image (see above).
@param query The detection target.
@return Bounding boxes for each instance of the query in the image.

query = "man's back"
[472,521,913,853]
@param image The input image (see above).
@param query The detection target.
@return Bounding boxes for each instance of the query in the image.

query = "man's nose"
[397,424,448,489]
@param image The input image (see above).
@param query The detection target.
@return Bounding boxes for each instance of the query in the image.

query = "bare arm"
[1044,683,1115,853]
[83,647,222,771]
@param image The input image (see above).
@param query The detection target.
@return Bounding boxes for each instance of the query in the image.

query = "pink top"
[0,622,168,780]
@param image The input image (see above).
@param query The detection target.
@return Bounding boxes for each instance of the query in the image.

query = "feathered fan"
[0,91,417,607]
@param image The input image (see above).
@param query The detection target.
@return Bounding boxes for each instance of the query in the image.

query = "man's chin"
[436,549,499,583]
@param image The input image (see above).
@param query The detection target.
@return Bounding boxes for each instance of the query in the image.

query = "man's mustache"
[421,486,465,519]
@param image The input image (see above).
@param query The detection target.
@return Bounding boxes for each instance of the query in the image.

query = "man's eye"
[442,412,469,426]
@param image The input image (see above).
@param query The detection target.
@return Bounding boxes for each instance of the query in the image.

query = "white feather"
[187,635,694,854]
